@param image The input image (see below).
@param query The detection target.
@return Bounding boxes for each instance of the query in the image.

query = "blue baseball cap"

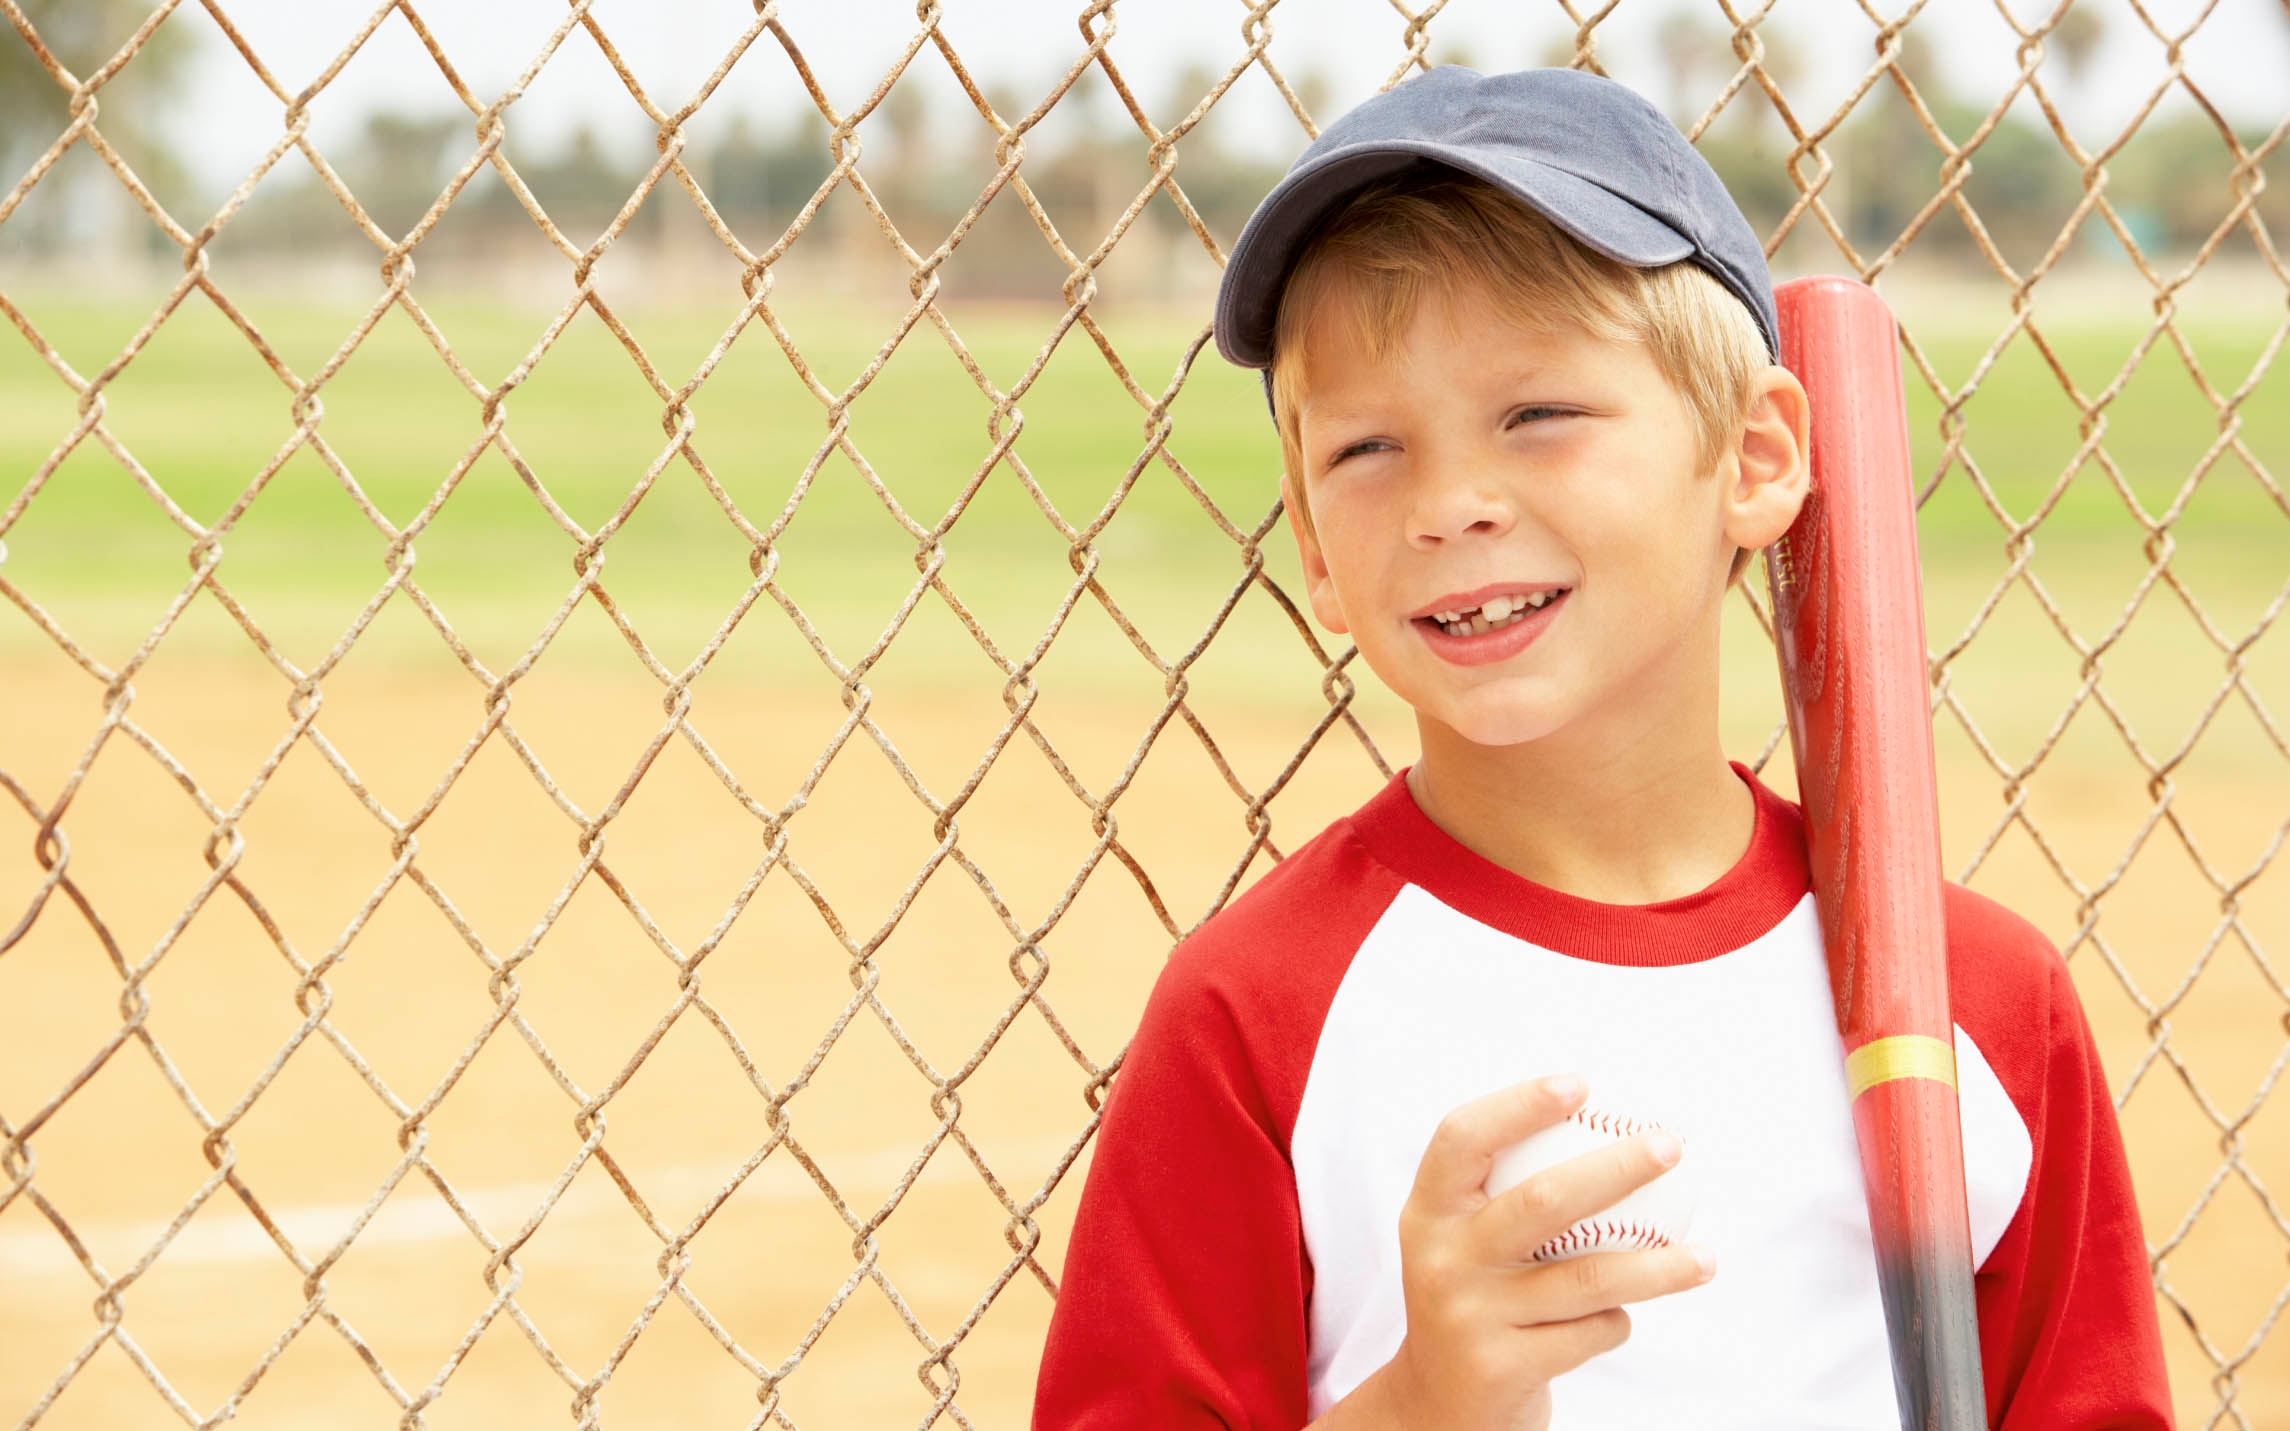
[1212,65,1780,409]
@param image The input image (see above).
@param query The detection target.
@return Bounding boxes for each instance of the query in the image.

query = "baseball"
[1484,1102,1696,1262]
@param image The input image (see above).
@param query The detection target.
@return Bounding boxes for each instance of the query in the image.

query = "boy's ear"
[1721,364,1813,554]
[1280,470,1350,636]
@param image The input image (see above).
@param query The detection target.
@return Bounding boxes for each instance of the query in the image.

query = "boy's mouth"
[1413,587,1570,666]
[1415,588,1570,638]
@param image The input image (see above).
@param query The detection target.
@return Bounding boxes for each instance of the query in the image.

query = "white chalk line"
[0,1134,1078,1277]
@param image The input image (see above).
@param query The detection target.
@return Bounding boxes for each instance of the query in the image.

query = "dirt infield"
[3,584,2285,1425]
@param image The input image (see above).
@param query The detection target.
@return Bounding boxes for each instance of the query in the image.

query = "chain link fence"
[1,0,2284,1427]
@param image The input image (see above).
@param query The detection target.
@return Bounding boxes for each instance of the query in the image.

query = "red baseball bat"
[1766,275,1985,1426]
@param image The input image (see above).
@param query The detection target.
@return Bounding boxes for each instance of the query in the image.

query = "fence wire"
[0,0,2284,1428]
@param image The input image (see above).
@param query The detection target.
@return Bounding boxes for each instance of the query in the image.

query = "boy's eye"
[1329,439,1389,465]
[1324,406,1572,468]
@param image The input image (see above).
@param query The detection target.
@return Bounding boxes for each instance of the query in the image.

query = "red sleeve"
[1032,824,1399,1430]
[1030,938,1312,1429]
[1948,885,2174,1428]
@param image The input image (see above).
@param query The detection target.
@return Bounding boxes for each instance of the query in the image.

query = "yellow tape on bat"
[1846,1034,1957,1099]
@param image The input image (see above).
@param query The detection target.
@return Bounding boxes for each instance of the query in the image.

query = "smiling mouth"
[1416,588,1571,637]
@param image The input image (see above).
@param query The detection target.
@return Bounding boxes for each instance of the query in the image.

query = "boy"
[1032,66,2169,1428]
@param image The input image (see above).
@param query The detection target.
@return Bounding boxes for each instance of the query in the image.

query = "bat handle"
[1855,1071,1987,1428]
[1875,1245,1984,1428]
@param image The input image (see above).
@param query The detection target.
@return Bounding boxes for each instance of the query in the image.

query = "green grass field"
[3,281,2284,686]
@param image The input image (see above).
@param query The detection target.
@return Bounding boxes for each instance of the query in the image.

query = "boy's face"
[1281,277,1753,752]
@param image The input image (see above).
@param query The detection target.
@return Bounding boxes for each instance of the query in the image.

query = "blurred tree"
[1027,115,1121,246]
[2049,4,2106,92]
[1832,26,2085,274]
[1889,22,1941,95]
[343,110,462,238]
[1291,64,1335,132]
[1431,38,1483,72]
[1658,2,1802,138]
[1160,61,1224,144]
[1657,2,1806,245]
[214,108,476,259]
[706,112,767,221]
[1147,61,1239,242]
[512,123,647,240]
[884,76,932,160]
[363,112,460,181]
[1656,5,1725,124]
[1,0,196,254]
[1936,99,2083,269]
[702,109,833,238]
[879,75,933,229]
[1691,124,1806,247]
[1535,30,1586,71]
[2102,111,2289,255]
[1749,20,1805,107]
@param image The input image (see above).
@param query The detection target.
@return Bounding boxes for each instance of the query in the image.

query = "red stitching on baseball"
[1566,1105,1676,1143]
[1531,1219,1673,1261]
[1514,1104,1685,1262]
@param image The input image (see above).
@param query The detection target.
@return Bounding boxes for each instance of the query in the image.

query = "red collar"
[1345,760,1811,966]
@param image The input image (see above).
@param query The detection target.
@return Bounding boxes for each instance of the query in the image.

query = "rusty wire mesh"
[0,0,2285,1427]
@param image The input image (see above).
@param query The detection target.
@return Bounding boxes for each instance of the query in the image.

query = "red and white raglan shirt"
[1033,760,2171,1429]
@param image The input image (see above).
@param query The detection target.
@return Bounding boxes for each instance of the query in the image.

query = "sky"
[137,0,2290,199]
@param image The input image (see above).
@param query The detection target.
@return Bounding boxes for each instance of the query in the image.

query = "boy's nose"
[1408,469,1519,545]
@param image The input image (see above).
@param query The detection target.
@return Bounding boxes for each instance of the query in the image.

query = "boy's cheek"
[1292,537,1345,618]
[1303,575,1352,635]
[1277,508,1348,634]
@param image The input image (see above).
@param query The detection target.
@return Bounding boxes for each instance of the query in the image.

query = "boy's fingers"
[1480,1131,1683,1264]
[1411,1075,1587,1209]
[1515,1306,1636,1381]
[1498,1246,1714,1326]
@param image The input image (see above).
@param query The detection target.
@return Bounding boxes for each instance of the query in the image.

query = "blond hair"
[1266,166,1772,586]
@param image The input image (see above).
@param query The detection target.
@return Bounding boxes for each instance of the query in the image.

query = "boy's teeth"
[1432,589,1568,636]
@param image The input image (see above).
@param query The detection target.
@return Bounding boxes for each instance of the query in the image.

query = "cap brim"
[1212,140,1695,369]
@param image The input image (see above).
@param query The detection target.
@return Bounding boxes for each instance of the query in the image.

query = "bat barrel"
[1770,275,1987,1428]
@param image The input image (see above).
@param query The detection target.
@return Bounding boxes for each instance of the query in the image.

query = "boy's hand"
[1375,1074,1714,1431]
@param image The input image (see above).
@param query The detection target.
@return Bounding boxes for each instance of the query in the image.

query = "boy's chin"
[1422,698,1571,750]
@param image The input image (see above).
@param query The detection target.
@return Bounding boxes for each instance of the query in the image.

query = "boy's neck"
[1405,723,1756,909]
